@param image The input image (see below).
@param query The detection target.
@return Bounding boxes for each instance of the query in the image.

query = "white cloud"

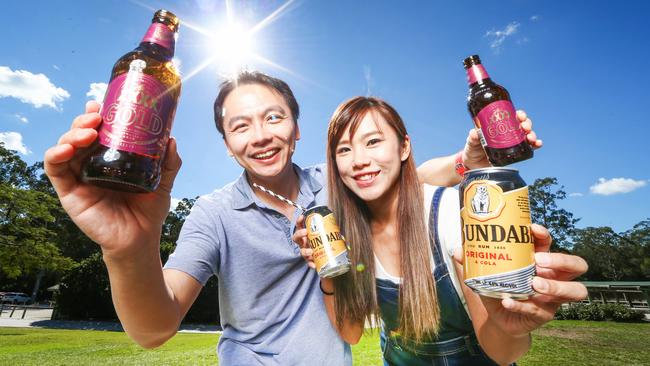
[516,37,530,45]
[14,113,28,123]
[363,65,374,96]
[589,177,648,196]
[52,65,60,71]
[0,66,70,109]
[0,131,30,155]
[569,192,584,197]
[485,22,520,52]
[530,15,540,22]
[86,82,107,103]
[170,197,181,211]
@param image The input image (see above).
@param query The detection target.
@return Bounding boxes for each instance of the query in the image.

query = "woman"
[294,96,588,365]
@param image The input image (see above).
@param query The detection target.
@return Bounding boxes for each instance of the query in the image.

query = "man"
[44,71,542,365]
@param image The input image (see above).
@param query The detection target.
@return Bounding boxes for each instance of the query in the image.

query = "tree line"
[0,144,647,321]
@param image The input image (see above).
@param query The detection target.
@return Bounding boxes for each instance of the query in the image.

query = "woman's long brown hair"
[327,96,440,342]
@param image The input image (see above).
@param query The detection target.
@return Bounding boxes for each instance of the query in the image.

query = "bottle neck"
[466,64,490,85]
[140,22,176,58]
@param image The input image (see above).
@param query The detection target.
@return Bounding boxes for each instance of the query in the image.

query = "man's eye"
[267,114,285,123]
[232,124,248,132]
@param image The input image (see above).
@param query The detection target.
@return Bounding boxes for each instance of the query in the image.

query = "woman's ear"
[400,135,411,162]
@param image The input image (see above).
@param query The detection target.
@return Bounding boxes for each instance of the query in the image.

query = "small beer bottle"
[81,9,181,192]
[464,55,532,166]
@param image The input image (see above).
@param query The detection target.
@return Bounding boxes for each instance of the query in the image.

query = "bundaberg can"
[305,206,350,278]
[460,167,536,299]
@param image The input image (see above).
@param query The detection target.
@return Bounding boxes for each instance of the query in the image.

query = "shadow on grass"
[28,320,222,333]
[30,320,124,332]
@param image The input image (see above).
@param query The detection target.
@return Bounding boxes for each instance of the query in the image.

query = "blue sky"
[1,0,648,233]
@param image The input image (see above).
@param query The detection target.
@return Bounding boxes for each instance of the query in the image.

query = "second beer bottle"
[81,9,182,192]
[464,55,532,166]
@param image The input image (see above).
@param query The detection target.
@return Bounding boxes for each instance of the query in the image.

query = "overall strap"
[429,187,447,273]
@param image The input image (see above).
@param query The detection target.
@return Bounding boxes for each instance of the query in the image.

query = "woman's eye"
[367,138,382,146]
[336,147,351,154]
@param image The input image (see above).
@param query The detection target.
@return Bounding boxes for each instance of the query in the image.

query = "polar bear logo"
[309,215,322,234]
[471,185,490,215]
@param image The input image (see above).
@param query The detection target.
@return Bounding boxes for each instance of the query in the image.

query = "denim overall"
[377,187,499,366]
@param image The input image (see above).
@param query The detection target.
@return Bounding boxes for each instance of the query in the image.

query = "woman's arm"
[319,278,365,345]
[416,110,541,187]
[452,261,531,365]
[451,225,588,365]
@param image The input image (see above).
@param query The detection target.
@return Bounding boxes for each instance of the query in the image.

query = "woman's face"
[334,111,410,205]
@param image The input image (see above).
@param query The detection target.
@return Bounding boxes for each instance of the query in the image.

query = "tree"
[56,252,116,320]
[0,142,37,188]
[0,182,74,278]
[161,197,197,246]
[0,146,75,280]
[571,224,649,281]
[572,226,628,281]
[528,177,579,251]
[622,218,650,280]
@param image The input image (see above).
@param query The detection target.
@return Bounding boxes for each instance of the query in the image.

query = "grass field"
[1,321,649,365]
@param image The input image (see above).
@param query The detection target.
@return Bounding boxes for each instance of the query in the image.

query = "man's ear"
[295,121,301,141]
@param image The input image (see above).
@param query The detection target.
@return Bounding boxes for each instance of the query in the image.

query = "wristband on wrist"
[319,280,334,296]
[455,150,467,177]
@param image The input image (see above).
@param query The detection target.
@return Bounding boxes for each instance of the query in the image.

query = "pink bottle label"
[141,23,175,52]
[475,100,525,149]
[98,60,175,157]
[467,65,489,84]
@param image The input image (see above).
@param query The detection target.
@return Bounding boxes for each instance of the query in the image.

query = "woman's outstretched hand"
[454,224,588,337]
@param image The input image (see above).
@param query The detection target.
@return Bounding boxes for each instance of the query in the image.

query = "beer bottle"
[464,55,532,166]
[81,9,181,192]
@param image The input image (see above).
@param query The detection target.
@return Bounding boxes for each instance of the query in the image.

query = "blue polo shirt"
[164,164,351,366]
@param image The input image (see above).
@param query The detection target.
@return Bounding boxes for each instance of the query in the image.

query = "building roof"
[581,281,650,288]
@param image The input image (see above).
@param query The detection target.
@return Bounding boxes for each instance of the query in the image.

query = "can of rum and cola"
[304,206,351,278]
[459,167,536,299]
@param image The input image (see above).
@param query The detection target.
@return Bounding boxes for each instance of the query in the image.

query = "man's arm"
[104,249,203,348]
[44,101,200,348]
[417,110,541,187]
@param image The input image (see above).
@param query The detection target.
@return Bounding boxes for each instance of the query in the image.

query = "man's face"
[221,83,300,181]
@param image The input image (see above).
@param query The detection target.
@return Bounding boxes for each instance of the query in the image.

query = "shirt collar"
[231,163,323,210]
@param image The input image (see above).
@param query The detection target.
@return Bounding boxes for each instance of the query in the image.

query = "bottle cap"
[153,9,180,31]
[463,55,481,69]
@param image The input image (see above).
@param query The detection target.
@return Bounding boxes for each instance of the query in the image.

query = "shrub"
[55,252,116,320]
[555,303,646,322]
[55,248,220,324]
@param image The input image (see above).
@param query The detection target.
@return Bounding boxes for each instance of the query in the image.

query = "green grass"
[520,320,650,366]
[1,321,648,365]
